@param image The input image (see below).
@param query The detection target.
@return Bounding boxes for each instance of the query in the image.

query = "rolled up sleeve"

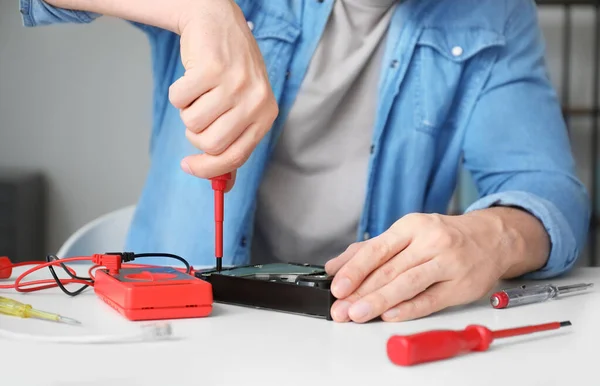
[462,0,591,279]
[465,191,587,279]
[19,0,165,37]
[19,0,100,27]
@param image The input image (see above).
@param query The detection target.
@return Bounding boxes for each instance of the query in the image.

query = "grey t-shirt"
[251,0,397,265]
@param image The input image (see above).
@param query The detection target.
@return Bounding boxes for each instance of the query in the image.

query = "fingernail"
[383,308,399,320]
[331,277,351,297]
[349,301,371,320]
[181,160,193,175]
[332,300,351,321]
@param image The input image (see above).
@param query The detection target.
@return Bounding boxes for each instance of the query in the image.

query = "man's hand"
[40,1,276,192]
[171,0,278,191]
[324,208,550,323]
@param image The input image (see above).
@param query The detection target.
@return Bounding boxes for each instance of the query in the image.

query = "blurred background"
[0,1,598,266]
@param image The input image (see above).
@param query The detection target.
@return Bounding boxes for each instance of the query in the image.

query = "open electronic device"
[195,263,336,320]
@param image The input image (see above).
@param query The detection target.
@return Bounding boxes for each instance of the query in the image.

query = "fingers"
[185,107,248,156]
[329,231,412,300]
[169,67,220,109]
[324,242,363,276]
[181,122,262,179]
[381,282,451,322]
[177,72,277,183]
[336,245,429,306]
[345,260,441,323]
[329,247,418,322]
[172,13,280,183]
[180,86,234,135]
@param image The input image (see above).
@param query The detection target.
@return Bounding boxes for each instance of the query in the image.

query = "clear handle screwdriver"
[0,296,81,325]
[490,283,594,309]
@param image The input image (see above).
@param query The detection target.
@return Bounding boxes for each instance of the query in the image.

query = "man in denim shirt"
[18,0,590,323]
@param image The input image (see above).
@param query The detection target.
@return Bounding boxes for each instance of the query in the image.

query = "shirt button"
[451,46,463,57]
[370,144,375,154]
[390,60,399,68]
[247,21,255,31]
[363,232,370,241]
[240,237,247,247]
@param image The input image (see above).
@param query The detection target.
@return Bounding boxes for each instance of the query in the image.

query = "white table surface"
[1,265,599,386]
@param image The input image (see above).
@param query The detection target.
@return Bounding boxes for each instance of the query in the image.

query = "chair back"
[56,205,136,258]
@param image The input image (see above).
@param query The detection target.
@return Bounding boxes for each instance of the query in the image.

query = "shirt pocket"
[413,27,506,136]
[237,1,301,100]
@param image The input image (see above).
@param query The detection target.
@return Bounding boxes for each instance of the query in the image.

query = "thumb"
[225,170,237,193]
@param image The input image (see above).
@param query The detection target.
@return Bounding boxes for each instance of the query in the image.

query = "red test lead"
[386,320,572,366]
[211,173,231,272]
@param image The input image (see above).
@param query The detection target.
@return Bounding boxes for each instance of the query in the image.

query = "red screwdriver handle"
[210,173,232,263]
[210,173,232,192]
[211,173,232,221]
[386,325,493,366]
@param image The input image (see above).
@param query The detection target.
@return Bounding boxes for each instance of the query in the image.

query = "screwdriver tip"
[560,321,572,327]
[59,316,82,326]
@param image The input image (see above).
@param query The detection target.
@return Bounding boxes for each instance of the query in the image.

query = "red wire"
[88,264,100,280]
[0,257,94,293]
[9,260,79,276]
[1,257,194,293]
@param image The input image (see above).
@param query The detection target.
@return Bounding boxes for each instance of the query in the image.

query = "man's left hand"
[324,208,549,323]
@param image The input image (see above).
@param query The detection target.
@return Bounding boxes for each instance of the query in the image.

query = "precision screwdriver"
[0,296,81,325]
[210,172,232,272]
[490,282,593,309]
[386,320,571,366]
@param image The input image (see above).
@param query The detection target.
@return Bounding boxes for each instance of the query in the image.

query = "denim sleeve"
[462,0,591,279]
[19,0,164,37]
[19,0,100,26]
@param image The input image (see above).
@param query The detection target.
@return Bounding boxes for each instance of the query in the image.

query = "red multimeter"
[94,266,213,321]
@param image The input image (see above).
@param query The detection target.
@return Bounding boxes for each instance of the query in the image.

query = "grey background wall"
[0,5,152,253]
[0,3,597,256]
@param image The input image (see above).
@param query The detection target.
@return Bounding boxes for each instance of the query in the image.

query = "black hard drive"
[195,263,336,320]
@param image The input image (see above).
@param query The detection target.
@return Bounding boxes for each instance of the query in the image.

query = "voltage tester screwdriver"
[0,296,81,325]
[387,320,572,366]
[490,282,593,309]
[211,172,232,272]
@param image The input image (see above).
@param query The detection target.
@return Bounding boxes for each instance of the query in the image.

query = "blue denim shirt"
[19,0,590,278]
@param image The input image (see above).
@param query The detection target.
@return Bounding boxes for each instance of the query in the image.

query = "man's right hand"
[42,0,276,191]
[170,0,279,191]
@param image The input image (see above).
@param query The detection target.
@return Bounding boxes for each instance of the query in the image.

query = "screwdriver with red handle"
[210,172,232,272]
[387,320,572,366]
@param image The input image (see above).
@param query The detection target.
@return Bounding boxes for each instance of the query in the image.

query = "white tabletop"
[2,265,599,386]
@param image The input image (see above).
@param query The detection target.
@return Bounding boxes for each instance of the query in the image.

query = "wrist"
[177,0,236,35]
[465,206,550,278]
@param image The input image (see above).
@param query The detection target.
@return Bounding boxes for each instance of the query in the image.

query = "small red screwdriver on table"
[387,320,572,366]
[210,172,232,272]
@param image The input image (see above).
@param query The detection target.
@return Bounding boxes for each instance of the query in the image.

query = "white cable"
[0,322,173,344]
